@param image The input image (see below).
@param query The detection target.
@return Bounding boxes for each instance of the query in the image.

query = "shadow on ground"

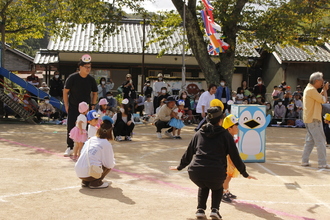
[79,186,135,205]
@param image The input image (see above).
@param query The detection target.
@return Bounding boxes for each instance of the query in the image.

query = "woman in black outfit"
[170,107,256,220]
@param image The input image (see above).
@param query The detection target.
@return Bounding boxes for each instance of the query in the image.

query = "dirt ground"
[0,120,330,220]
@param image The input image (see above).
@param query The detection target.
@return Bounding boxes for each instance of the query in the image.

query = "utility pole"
[181,0,186,92]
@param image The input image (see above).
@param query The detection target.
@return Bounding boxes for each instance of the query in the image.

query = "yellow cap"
[324,113,330,121]
[223,114,239,129]
[210,99,224,110]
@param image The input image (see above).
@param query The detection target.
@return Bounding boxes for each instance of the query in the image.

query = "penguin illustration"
[238,107,271,160]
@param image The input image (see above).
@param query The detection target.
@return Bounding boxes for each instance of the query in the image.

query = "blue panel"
[231,104,270,163]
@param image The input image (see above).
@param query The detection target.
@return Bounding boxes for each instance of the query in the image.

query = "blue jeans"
[302,120,327,166]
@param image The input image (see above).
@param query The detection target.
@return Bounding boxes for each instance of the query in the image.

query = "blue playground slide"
[0,67,66,113]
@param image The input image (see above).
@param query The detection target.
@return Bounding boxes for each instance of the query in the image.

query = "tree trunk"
[0,22,4,116]
[172,0,220,86]
[218,32,237,91]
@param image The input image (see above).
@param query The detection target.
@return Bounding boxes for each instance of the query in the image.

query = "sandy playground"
[0,121,330,220]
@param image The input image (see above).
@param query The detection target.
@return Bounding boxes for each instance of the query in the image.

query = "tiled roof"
[47,20,191,55]
[273,45,330,64]
[34,20,259,64]
[6,44,34,62]
[34,50,59,65]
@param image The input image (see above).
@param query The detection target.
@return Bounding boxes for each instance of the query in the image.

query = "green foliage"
[0,0,147,52]
[149,0,330,85]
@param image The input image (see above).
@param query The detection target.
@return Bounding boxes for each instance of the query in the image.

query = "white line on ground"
[257,163,330,209]
[237,199,330,205]
[0,186,80,202]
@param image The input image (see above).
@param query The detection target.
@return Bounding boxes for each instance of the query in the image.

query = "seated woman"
[74,116,115,189]
[113,98,135,141]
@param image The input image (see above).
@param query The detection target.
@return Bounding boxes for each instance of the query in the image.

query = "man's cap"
[223,114,239,129]
[126,74,132,78]
[164,96,176,103]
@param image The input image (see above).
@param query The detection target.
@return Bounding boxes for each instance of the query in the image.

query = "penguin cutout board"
[231,104,270,162]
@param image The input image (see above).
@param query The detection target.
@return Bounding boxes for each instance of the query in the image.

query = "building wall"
[4,50,32,72]
[262,54,285,94]
[262,54,330,102]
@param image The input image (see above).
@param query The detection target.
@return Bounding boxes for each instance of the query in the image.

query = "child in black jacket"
[170,107,257,220]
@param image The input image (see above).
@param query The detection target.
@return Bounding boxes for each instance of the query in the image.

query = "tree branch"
[5,25,37,33]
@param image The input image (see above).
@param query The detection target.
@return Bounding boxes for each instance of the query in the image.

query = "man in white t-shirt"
[195,84,217,131]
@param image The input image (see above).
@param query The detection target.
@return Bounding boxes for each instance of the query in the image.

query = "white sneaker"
[115,136,122,142]
[157,132,162,139]
[63,147,73,157]
[89,182,109,189]
[318,164,330,169]
[125,136,132,141]
[165,130,173,138]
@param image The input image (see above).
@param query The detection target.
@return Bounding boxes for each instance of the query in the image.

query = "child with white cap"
[69,102,89,161]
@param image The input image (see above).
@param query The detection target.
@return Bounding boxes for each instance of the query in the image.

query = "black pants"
[153,96,159,114]
[135,105,144,117]
[113,120,135,137]
[323,122,330,144]
[189,171,225,210]
[67,104,80,149]
[195,117,206,131]
[155,120,173,133]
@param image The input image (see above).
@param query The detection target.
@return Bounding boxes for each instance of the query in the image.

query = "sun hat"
[324,113,330,121]
[210,99,224,110]
[126,74,132,78]
[99,98,108,105]
[122,98,129,105]
[87,110,100,121]
[102,115,113,124]
[222,114,239,129]
[78,101,89,113]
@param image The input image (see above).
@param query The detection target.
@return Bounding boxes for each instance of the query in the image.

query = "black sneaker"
[195,208,206,219]
[228,192,237,199]
[210,208,222,220]
[176,136,182,139]
[222,193,232,203]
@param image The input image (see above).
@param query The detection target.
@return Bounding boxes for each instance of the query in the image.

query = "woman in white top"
[153,73,170,113]
[75,116,115,189]
[112,99,135,141]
